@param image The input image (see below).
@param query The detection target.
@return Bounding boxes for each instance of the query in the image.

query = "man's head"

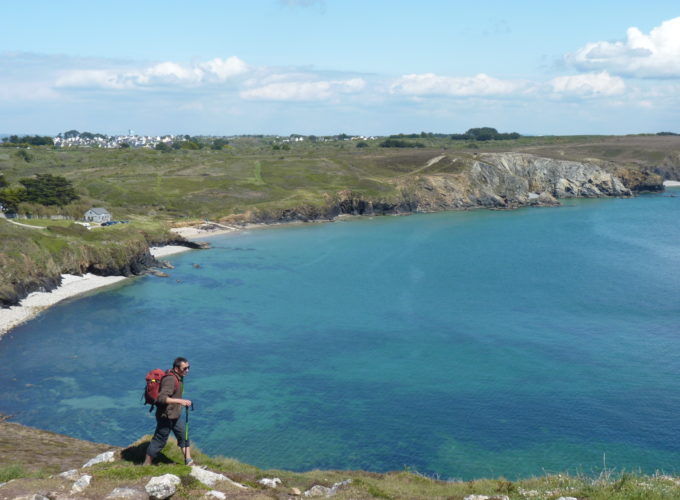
[173,356,190,375]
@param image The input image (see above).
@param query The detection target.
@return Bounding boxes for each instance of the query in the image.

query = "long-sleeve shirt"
[155,370,183,419]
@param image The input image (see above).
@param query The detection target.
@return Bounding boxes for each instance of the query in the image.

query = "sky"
[1,0,679,136]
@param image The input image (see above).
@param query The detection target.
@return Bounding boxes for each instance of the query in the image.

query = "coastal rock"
[149,270,169,278]
[463,496,509,500]
[10,495,50,500]
[83,450,116,467]
[304,479,352,497]
[258,477,282,488]
[190,466,247,489]
[204,491,226,500]
[70,474,91,493]
[57,469,80,481]
[291,487,302,495]
[104,487,147,499]
[145,474,181,500]
[304,485,332,497]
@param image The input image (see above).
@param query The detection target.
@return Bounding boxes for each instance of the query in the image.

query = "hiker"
[143,357,194,466]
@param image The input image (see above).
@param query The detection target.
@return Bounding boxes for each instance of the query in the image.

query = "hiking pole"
[184,404,189,465]
[184,403,194,465]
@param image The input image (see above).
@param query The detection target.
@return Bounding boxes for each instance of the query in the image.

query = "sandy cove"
[0,274,127,337]
[0,224,244,338]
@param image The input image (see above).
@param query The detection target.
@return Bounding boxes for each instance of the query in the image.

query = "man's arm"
[156,375,192,406]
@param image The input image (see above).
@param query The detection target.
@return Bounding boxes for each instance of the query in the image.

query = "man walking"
[143,357,194,465]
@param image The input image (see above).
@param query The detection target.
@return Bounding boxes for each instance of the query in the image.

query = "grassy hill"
[0,135,677,222]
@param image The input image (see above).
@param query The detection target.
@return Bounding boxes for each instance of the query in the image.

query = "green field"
[1,134,677,221]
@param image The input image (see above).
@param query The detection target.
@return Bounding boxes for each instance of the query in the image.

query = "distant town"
[0,130,380,149]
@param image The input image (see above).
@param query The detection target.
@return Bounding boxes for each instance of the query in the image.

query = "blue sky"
[1,0,679,136]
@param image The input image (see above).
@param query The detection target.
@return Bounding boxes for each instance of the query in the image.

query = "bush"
[16,149,32,162]
[379,139,425,148]
[451,127,521,141]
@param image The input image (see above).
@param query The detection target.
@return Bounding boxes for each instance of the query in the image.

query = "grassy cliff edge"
[2,421,680,499]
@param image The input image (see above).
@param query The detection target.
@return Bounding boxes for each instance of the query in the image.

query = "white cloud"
[389,73,531,96]
[550,71,625,96]
[55,56,249,89]
[240,78,365,101]
[568,16,680,78]
[200,57,249,81]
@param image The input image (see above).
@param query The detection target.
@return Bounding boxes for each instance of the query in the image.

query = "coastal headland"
[2,135,680,497]
[1,134,679,336]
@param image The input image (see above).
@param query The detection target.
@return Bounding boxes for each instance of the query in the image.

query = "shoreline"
[0,226,243,339]
[0,274,127,337]
[2,183,678,339]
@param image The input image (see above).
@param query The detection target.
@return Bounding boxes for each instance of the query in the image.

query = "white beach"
[663,180,680,186]
[149,245,194,258]
[0,223,245,338]
[170,224,239,239]
[0,274,127,337]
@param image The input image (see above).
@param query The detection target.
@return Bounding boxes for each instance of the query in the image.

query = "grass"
[0,217,183,306]
[0,464,28,482]
[1,135,676,222]
[3,422,680,499]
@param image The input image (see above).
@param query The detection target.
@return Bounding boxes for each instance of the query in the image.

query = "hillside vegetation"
[0,135,677,222]
[0,218,185,306]
[3,421,680,500]
[0,134,676,306]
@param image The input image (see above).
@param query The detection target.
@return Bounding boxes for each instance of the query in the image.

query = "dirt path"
[4,219,46,229]
[403,154,446,176]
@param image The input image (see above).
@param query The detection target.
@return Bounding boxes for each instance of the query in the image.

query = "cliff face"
[404,152,633,211]
[653,151,680,180]
[228,152,661,223]
[325,152,650,216]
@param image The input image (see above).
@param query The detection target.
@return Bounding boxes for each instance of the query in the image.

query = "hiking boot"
[185,458,195,466]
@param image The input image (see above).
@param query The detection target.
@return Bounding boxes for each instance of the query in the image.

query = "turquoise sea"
[2,190,680,479]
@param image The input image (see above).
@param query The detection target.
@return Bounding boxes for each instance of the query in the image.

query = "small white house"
[84,207,112,223]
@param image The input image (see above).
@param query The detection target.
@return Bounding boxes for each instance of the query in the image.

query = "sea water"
[1,191,680,479]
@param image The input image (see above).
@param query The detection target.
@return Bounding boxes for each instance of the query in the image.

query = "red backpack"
[144,368,180,411]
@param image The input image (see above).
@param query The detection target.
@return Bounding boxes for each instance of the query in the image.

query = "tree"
[18,174,78,206]
[0,175,8,189]
[0,186,26,212]
[211,138,229,150]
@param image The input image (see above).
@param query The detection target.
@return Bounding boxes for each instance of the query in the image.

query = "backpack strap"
[164,370,182,394]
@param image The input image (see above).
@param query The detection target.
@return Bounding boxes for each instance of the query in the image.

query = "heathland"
[2,134,680,498]
[1,133,678,306]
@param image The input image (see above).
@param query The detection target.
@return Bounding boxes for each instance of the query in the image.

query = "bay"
[1,190,680,479]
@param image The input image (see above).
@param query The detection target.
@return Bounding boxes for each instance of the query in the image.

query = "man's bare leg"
[182,447,193,464]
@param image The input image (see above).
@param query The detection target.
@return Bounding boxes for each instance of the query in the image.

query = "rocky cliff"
[242,152,657,221]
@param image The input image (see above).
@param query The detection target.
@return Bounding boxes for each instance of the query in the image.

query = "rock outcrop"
[323,153,640,217]
[237,152,655,225]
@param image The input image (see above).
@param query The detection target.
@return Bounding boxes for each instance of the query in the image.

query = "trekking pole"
[184,404,189,465]
[184,403,194,465]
